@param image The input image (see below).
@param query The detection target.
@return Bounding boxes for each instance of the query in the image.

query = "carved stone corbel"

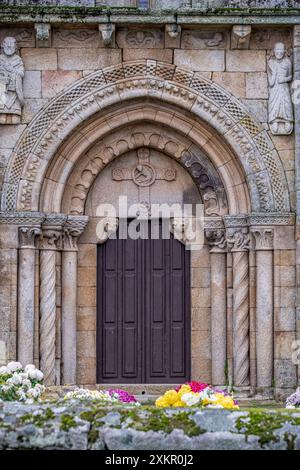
[35,23,52,48]
[99,23,116,47]
[165,24,181,48]
[231,25,252,50]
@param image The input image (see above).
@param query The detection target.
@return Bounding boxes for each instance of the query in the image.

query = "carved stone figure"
[0,36,24,124]
[268,42,293,135]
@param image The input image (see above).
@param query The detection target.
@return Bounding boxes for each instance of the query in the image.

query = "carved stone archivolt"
[1,60,289,214]
[66,126,228,218]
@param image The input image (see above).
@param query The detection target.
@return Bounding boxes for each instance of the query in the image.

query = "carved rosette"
[251,228,274,251]
[226,224,250,388]
[19,226,41,248]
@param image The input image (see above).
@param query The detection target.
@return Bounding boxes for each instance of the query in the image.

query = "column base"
[232,386,252,398]
[254,387,274,400]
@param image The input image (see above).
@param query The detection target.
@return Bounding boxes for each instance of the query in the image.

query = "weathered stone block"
[77,287,96,308]
[53,28,99,48]
[22,98,48,124]
[78,244,96,267]
[77,357,96,385]
[226,50,266,72]
[245,72,268,99]
[42,70,82,98]
[174,50,225,72]
[274,359,297,388]
[23,71,42,98]
[275,331,296,359]
[77,330,96,358]
[21,48,58,70]
[212,72,245,98]
[116,28,164,49]
[57,48,121,70]
[191,288,211,308]
[77,267,96,287]
[77,307,96,332]
[191,307,210,331]
[181,30,229,49]
[191,267,210,288]
[274,307,296,332]
[0,125,26,149]
[123,48,173,63]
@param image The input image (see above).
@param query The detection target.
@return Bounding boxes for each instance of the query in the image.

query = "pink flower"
[108,388,137,403]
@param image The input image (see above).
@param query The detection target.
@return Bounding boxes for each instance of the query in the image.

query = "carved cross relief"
[112,147,176,187]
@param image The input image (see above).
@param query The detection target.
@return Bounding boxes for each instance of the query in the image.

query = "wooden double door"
[97,222,191,383]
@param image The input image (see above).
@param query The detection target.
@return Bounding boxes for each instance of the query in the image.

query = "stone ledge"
[0,400,299,450]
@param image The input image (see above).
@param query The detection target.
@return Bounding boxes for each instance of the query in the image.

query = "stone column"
[205,227,227,386]
[17,226,41,366]
[61,216,88,385]
[226,223,250,391]
[39,226,62,386]
[251,228,274,394]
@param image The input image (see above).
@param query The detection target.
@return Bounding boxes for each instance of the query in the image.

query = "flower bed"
[0,362,45,403]
[63,388,139,406]
[155,382,239,410]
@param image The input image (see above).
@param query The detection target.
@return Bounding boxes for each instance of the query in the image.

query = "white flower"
[21,379,32,390]
[27,369,37,380]
[17,390,26,401]
[0,366,9,375]
[7,361,22,372]
[181,392,200,406]
[24,364,36,372]
[286,405,296,409]
[10,373,23,385]
[35,370,44,381]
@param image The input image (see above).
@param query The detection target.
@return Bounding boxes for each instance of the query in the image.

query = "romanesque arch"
[1,59,290,214]
[7,61,295,396]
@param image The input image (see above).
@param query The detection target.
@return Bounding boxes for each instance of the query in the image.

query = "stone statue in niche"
[0,37,24,124]
[267,42,293,135]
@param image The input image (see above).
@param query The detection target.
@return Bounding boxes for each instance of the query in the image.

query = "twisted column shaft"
[39,249,56,385]
[232,250,250,387]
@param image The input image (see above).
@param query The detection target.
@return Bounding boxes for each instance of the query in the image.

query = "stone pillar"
[17,226,41,366]
[39,226,62,386]
[251,228,274,394]
[205,227,227,386]
[226,222,250,391]
[293,26,300,387]
[61,216,88,385]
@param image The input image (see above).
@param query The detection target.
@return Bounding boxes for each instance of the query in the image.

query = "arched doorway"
[5,61,293,398]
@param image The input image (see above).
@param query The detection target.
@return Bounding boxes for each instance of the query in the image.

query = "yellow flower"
[163,389,178,405]
[177,384,191,398]
[155,396,168,407]
[173,400,185,407]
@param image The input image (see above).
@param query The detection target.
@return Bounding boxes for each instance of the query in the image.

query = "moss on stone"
[60,413,77,431]
[117,407,204,438]
[235,410,300,448]
[20,407,55,428]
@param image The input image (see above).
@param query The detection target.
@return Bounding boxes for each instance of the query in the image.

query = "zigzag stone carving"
[1,60,290,213]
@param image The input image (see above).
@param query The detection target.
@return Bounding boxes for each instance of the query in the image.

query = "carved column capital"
[62,215,89,251]
[251,227,274,251]
[19,226,41,249]
[205,228,227,253]
[226,227,250,252]
[39,229,62,251]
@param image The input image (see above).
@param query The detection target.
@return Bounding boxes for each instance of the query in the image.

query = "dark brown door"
[97,222,191,383]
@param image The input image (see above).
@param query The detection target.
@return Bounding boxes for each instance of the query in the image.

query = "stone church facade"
[0,0,299,400]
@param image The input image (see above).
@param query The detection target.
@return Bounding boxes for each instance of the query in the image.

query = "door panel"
[97,223,190,383]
